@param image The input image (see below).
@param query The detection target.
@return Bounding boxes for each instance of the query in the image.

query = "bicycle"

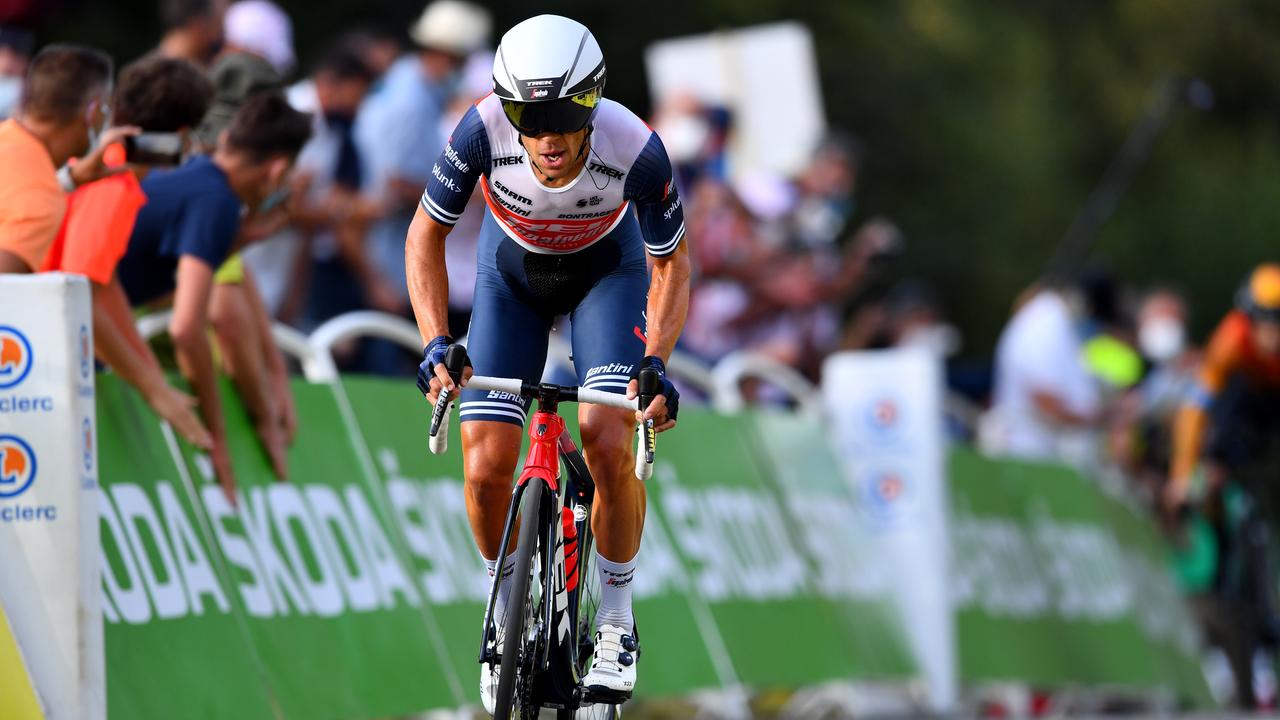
[428,345,657,719]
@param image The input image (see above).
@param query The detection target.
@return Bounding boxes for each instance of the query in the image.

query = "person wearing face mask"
[0,27,34,120]
[355,0,490,331]
[114,93,311,503]
[0,44,137,274]
[1166,264,1280,710]
[41,56,214,452]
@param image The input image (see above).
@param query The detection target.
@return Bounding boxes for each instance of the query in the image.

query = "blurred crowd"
[981,264,1280,710]
[0,0,949,483]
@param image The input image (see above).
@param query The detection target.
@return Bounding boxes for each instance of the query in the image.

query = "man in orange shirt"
[42,55,215,450]
[0,43,136,273]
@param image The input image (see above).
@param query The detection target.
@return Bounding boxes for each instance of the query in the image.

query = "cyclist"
[1166,263,1280,511]
[1166,263,1280,708]
[405,14,689,710]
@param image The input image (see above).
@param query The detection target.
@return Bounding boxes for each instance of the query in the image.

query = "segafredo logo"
[0,326,33,390]
[0,435,36,498]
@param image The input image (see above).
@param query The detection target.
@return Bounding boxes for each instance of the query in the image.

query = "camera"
[124,133,184,165]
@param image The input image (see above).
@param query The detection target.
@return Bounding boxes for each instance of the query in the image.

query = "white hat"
[410,0,491,56]
[225,0,295,74]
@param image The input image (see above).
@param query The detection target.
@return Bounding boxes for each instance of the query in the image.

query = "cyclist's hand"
[627,356,679,432]
[417,336,472,404]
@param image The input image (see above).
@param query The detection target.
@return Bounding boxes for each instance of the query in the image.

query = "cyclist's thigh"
[461,220,552,428]
[569,226,648,397]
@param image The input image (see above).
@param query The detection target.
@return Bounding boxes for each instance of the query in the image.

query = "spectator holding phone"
[114,93,310,501]
[0,44,136,273]
[42,56,215,449]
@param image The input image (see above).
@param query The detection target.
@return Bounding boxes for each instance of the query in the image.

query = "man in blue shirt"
[117,92,310,501]
[354,0,489,321]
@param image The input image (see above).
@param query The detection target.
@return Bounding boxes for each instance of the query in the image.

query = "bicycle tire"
[493,477,545,720]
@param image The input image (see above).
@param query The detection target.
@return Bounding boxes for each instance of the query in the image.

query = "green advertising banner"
[949,448,1212,706]
[96,372,1210,718]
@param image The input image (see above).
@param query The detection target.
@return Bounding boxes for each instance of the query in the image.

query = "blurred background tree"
[16,0,1280,357]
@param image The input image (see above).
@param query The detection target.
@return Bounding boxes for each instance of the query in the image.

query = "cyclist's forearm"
[644,243,691,361]
[405,206,453,344]
[1170,403,1208,485]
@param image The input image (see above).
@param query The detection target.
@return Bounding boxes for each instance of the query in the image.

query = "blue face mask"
[0,76,20,119]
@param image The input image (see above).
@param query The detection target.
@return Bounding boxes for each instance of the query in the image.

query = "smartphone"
[124,133,184,165]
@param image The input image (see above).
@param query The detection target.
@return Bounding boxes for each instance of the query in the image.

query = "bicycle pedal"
[581,685,633,705]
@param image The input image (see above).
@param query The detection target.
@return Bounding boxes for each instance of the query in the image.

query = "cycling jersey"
[421,95,685,258]
[421,95,685,426]
[1172,311,1280,480]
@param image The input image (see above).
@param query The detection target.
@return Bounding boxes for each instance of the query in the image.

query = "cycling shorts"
[459,211,648,426]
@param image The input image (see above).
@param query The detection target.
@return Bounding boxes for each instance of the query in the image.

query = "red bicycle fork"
[518,410,567,491]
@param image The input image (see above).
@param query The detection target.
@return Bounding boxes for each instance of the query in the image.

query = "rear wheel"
[493,478,545,720]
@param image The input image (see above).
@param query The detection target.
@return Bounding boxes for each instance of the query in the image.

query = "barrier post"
[0,274,102,720]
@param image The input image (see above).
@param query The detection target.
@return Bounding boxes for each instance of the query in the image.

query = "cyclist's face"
[1253,320,1280,356]
[520,127,589,182]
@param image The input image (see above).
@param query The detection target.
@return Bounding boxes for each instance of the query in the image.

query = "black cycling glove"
[630,355,679,422]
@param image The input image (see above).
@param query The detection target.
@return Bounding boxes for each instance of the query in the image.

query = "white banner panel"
[0,273,102,720]
[822,348,955,711]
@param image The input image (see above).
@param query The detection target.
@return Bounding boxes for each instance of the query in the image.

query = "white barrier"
[0,274,103,720]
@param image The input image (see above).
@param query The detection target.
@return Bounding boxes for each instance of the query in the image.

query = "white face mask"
[1138,316,1185,363]
[0,76,20,119]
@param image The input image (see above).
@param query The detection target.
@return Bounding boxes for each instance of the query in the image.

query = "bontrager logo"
[0,326,33,389]
[0,435,37,498]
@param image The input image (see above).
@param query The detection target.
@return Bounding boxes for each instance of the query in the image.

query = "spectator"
[354,0,489,321]
[156,0,226,68]
[982,278,1102,465]
[41,56,214,450]
[184,48,300,479]
[115,92,310,500]
[223,0,295,76]
[0,44,132,274]
[193,50,282,151]
[343,28,401,80]
[242,42,385,323]
[0,26,34,119]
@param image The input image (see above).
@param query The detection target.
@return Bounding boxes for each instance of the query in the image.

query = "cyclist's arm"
[406,209,453,344]
[406,104,489,346]
[1169,315,1240,496]
[628,133,689,362]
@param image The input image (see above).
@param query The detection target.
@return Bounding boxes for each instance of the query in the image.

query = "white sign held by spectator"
[822,348,956,712]
[645,22,827,180]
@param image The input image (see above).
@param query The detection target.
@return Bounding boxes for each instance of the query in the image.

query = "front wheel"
[493,477,544,720]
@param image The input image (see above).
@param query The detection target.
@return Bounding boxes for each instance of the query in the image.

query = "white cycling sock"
[484,552,518,628]
[594,551,636,634]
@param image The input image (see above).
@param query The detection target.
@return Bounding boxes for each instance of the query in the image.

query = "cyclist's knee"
[580,406,634,478]
[462,421,522,491]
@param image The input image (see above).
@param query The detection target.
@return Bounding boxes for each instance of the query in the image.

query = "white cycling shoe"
[583,624,638,697]
[481,637,502,714]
